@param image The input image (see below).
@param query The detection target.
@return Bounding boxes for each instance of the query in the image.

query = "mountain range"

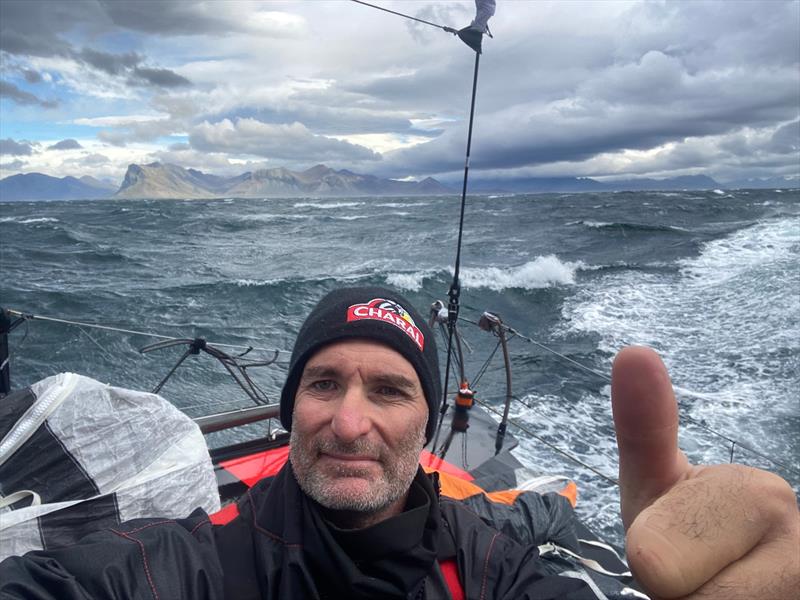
[1,163,797,201]
[0,163,450,201]
[0,173,117,201]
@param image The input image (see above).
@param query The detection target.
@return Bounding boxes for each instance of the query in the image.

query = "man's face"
[289,339,428,522]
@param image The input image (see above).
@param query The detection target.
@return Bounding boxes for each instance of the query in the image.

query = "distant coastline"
[1,162,797,202]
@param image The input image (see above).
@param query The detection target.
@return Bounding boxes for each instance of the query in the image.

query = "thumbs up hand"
[611,347,799,599]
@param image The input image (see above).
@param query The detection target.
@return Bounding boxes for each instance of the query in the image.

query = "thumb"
[611,346,690,530]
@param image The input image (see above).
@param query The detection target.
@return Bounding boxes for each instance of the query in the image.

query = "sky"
[0,0,798,186]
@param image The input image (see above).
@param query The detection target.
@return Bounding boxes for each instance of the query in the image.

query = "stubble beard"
[289,424,426,516]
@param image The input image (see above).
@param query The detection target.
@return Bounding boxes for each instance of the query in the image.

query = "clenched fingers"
[625,464,800,599]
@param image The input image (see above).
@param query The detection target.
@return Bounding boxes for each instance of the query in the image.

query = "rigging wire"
[432,49,482,454]
[350,0,457,33]
[475,397,620,487]
[4,309,290,356]
[4,306,797,475]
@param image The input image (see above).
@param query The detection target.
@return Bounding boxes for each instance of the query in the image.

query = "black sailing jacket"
[0,464,634,599]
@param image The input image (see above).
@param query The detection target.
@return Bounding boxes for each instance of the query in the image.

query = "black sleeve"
[0,511,224,600]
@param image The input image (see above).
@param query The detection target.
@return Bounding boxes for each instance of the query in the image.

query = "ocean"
[2,189,798,545]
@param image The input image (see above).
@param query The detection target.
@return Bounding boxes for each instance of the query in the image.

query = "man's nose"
[330,386,372,442]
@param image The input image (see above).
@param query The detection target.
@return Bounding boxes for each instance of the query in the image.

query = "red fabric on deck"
[219,445,290,488]
[210,445,474,525]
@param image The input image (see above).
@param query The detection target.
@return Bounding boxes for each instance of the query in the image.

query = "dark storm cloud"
[131,67,191,88]
[0,0,237,53]
[0,138,35,156]
[0,81,57,108]
[74,49,191,88]
[371,1,800,180]
[99,0,240,35]
[0,1,99,57]
[378,67,800,180]
[47,139,84,151]
[0,1,191,90]
[77,48,141,75]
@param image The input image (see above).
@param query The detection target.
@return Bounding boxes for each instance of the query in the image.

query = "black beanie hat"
[280,286,441,442]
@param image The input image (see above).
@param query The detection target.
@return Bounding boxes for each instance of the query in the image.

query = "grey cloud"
[22,69,43,84]
[96,118,183,146]
[217,103,416,137]
[132,67,191,88]
[0,159,25,171]
[0,29,70,57]
[405,3,470,42]
[78,48,141,75]
[151,95,199,119]
[0,1,231,54]
[48,139,84,151]
[81,153,110,166]
[73,49,191,88]
[0,2,191,90]
[0,138,35,156]
[374,8,799,181]
[97,130,128,147]
[189,118,380,163]
[0,1,100,57]
[378,77,799,180]
[0,81,58,108]
[100,0,240,35]
[769,121,800,154]
[617,1,800,70]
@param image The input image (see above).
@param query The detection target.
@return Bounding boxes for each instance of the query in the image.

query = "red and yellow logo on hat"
[346,298,424,350]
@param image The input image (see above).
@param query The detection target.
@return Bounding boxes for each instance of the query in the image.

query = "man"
[1,286,798,599]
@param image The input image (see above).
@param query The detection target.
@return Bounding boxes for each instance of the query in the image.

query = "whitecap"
[462,255,582,291]
[233,278,279,287]
[386,271,431,291]
[1,217,60,224]
[582,220,612,228]
[294,201,364,209]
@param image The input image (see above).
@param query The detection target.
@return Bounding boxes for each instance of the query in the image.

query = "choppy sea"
[2,189,798,545]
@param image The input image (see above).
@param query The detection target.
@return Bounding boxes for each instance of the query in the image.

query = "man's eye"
[312,380,336,391]
[376,386,402,397]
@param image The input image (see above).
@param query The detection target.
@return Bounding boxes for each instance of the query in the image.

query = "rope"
[5,309,290,355]
[350,0,457,33]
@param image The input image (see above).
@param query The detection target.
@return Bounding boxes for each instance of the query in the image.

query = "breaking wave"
[387,256,582,292]
[385,270,440,291]
[576,220,689,233]
[462,256,582,290]
[294,201,364,209]
[0,217,60,224]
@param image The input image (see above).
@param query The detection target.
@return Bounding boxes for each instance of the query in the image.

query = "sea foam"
[562,214,800,425]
